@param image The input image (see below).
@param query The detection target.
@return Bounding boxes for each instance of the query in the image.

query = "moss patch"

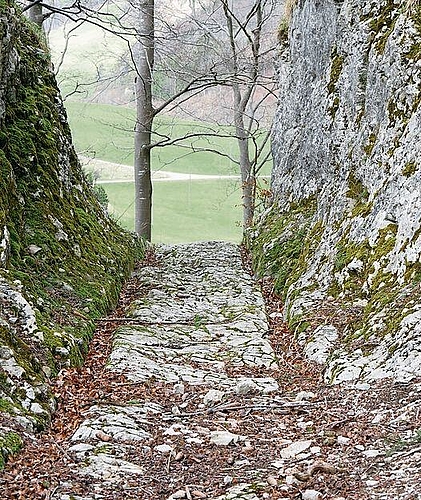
[402,161,417,177]
[327,47,344,95]
[0,431,23,470]
[365,0,401,54]
[248,198,317,298]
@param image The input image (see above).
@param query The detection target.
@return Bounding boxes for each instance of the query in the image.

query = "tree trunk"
[238,137,255,229]
[233,91,255,229]
[134,0,155,240]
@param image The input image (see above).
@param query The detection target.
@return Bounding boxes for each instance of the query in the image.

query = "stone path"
[59,241,280,499]
[3,241,421,499]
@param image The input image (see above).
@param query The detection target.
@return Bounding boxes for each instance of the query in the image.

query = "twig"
[392,445,421,458]
[185,485,192,500]
[73,310,90,320]
[170,400,316,418]
[166,450,174,473]
[46,485,59,500]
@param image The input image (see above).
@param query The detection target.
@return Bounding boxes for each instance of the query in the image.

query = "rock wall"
[0,3,142,466]
[250,0,421,383]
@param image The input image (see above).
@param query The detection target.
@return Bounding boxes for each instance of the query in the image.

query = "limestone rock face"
[0,3,141,460]
[251,0,421,382]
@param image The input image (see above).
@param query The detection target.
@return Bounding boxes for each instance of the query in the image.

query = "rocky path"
[60,241,281,499]
[2,242,421,499]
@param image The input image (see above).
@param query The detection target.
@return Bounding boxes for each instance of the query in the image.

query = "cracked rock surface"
[59,241,279,499]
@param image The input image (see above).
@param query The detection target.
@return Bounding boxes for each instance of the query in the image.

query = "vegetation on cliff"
[0,0,143,466]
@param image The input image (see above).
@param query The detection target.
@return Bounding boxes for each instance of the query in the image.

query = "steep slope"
[250,0,421,382]
[0,2,142,466]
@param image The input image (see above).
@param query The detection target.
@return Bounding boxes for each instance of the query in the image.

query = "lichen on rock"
[0,1,143,466]
[250,0,421,383]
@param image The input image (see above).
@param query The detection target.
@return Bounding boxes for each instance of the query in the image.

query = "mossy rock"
[0,1,145,461]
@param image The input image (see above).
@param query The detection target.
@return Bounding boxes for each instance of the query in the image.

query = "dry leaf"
[308,461,337,476]
[96,431,112,442]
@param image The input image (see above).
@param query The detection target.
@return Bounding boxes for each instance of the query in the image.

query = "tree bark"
[134,0,155,240]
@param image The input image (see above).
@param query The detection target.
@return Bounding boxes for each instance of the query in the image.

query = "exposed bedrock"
[250,0,421,383]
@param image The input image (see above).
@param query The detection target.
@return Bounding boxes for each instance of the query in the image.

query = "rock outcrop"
[0,2,142,466]
[250,0,421,382]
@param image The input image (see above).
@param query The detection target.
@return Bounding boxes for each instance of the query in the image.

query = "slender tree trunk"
[134,0,155,240]
[238,137,255,229]
[233,89,255,229]
[223,0,259,230]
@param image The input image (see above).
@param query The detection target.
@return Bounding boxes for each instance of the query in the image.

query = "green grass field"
[64,100,271,243]
[66,101,244,176]
[65,101,272,176]
[104,180,243,243]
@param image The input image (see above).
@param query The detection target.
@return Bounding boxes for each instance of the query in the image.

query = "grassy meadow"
[105,181,243,243]
[65,101,271,243]
[66,101,241,175]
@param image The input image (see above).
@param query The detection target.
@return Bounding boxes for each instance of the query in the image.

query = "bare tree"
[222,0,272,228]
[25,0,279,239]
[157,0,278,228]
[134,0,154,239]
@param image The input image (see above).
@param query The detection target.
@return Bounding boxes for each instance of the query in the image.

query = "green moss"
[249,198,318,298]
[345,173,372,218]
[366,0,400,54]
[387,98,408,127]
[355,109,365,127]
[328,96,340,119]
[327,47,344,95]
[362,133,378,156]
[0,398,16,414]
[405,3,421,60]
[402,160,417,177]
[329,224,403,342]
[0,432,23,470]
[347,173,368,200]
[277,17,289,45]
